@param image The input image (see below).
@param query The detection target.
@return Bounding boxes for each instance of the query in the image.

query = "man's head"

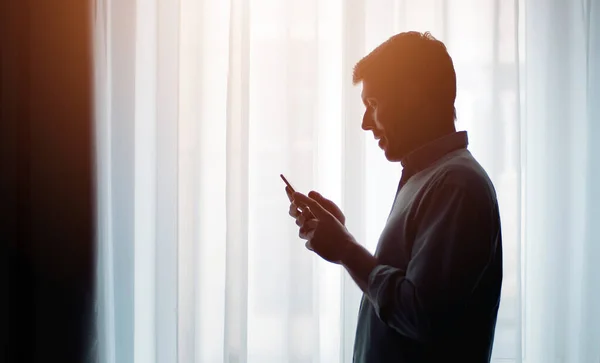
[353,31,457,162]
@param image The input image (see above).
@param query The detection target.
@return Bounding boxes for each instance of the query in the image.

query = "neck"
[407,123,455,154]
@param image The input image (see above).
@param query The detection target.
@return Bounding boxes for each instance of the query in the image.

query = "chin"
[377,137,403,161]
[382,144,404,162]
[383,149,402,162]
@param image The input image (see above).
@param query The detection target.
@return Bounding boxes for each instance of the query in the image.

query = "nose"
[362,110,374,131]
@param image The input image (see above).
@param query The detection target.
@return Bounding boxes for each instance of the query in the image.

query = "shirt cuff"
[366,264,405,322]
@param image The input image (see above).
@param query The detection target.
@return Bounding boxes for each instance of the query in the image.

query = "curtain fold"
[93,0,600,362]
[521,1,600,362]
[223,0,251,361]
[583,3,600,363]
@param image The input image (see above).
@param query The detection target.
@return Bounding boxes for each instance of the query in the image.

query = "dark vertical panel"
[1,0,94,361]
[1,0,33,361]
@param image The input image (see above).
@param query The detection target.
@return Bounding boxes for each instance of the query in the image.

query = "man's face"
[360,79,408,162]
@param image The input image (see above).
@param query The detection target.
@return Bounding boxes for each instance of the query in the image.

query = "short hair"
[353,31,457,121]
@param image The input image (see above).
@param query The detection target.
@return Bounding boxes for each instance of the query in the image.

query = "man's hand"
[285,188,346,233]
[288,191,357,264]
[285,187,378,291]
[285,187,346,224]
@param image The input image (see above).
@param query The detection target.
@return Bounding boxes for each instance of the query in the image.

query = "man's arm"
[340,177,498,342]
[341,242,377,293]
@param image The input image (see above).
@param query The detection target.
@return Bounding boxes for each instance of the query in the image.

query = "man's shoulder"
[429,149,497,198]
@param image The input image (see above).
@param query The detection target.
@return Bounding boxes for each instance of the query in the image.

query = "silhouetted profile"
[286,31,502,363]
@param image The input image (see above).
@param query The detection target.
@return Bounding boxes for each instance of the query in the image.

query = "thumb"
[309,190,336,211]
[308,190,323,201]
[292,192,329,219]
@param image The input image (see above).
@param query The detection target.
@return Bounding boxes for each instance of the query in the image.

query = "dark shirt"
[353,131,503,363]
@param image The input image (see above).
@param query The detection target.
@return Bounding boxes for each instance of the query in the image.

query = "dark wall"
[1,0,95,361]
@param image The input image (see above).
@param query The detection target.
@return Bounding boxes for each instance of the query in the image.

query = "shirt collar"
[400,131,469,172]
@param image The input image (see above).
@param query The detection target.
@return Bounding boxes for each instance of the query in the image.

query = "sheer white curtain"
[92,0,600,362]
[522,1,600,362]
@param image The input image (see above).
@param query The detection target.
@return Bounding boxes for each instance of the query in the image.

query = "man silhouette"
[286,31,502,362]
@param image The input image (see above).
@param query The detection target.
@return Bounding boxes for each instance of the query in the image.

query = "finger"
[292,192,329,219]
[298,209,315,227]
[299,227,309,240]
[300,227,316,240]
[309,190,342,217]
[285,186,294,201]
[308,190,322,201]
[289,203,300,218]
[300,210,317,227]
[298,216,313,230]
[309,190,334,210]
[302,208,316,220]
[305,241,314,251]
[305,219,318,229]
[298,211,308,225]
[299,222,316,239]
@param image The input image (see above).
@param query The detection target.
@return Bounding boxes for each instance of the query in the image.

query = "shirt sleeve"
[364,175,499,342]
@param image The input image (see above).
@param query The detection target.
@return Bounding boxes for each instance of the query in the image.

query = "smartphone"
[281,174,313,216]
[280,174,296,194]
